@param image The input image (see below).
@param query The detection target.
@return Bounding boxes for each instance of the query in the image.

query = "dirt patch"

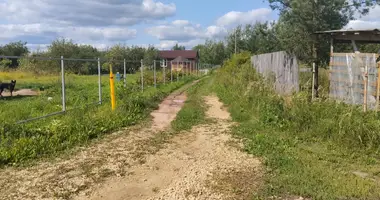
[204,95,230,120]
[78,95,261,200]
[0,82,197,200]
[0,87,263,200]
[1,89,38,97]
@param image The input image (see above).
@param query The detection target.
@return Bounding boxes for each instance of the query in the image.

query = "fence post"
[98,58,102,104]
[196,62,198,76]
[170,61,173,83]
[154,60,157,88]
[163,60,166,85]
[364,64,369,112]
[312,62,316,101]
[175,61,178,81]
[61,56,66,112]
[376,62,380,111]
[110,63,116,110]
[141,59,144,91]
[123,59,127,87]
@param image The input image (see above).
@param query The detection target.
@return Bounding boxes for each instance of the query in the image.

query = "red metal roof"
[159,50,198,59]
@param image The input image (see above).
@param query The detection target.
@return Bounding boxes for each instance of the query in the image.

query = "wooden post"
[377,62,380,111]
[364,64,368,112]
[312,43,319,98]
[312,62,316,100]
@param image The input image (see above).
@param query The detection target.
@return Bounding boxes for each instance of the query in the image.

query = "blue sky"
[0,0,378,51]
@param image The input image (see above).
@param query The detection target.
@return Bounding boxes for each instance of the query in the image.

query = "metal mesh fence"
[0,55,211,124]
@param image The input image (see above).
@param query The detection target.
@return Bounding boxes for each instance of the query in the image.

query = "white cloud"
[345,5,380,30]
[0,0,174,50]
[146,19,228,43]
[0,24,137,44]
[345,20,380,30]
[146,8,272,49]
[205,26,228,38]
[146,20,206,42]
[155,39,205,50]
[216,8,272,27]
[0,0,176,26]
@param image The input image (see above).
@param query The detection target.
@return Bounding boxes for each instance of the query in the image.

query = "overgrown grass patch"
[0,71,197,166]
[212,52,380,199]
[171,77,211,131]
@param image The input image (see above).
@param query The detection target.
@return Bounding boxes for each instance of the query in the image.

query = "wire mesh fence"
[0,55,213,124]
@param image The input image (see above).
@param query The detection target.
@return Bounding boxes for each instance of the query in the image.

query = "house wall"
[170,60,197,72]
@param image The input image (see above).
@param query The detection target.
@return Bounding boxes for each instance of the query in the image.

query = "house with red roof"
[158,50,199,72]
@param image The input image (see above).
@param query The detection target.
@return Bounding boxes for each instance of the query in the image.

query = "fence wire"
[0,55,214,124]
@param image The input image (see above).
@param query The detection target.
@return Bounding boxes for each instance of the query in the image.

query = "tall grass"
[0,71,195,166]
[212,52,380,199]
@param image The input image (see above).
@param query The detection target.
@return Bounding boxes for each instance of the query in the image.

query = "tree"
[0,41,29,68]
[143,45,159,68]
[47,38,100,74]
[193,40,226,65]
[267,0,380,64]
[172,43,186,50]
[224,23,281,58]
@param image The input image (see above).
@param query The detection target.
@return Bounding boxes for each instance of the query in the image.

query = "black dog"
[0,80,16,97]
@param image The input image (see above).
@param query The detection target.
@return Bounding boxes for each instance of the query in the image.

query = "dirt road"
[0,82,262,200]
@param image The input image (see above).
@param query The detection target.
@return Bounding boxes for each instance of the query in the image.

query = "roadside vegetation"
[211,53,380,199]
[171,76,212,131]
[0,70,197,166]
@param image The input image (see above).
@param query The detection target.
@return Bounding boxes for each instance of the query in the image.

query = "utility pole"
[234,28,237,54]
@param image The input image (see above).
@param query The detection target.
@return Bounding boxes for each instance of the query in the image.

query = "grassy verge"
[212,53,380,199]
[171,76,212,131]
[0,71,197,166]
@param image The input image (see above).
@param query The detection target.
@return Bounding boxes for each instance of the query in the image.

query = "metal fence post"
[163,60,166,85]
[123,58,126,87]
[191,61,193,75]
[170,61,173,83]
[61,56,66,112]
[98,58,102,104]
[174,61,178,81]
[141,59,144,91]
[154,60,157,88]
[187,61,190,76]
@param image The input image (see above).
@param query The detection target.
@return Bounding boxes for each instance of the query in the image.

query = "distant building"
[158,50,199,72]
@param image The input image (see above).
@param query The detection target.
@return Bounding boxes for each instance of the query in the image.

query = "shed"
[314,29,380,111]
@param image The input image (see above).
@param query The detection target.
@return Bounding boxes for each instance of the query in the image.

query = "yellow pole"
[110,64,116,110]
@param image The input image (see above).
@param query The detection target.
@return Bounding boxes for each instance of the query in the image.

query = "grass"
[171,76,212,131]
[211,52,380,199]
[0,70,198,166]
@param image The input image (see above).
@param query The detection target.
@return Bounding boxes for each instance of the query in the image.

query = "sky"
[0,0,379,51]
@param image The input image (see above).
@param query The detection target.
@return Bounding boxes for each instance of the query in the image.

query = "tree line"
[0,39,163,74]
[2,0,380,73]
[194,0,380,66]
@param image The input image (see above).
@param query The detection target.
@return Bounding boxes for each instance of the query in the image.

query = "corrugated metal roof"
[315,29,380,34]
[159,50,198,59]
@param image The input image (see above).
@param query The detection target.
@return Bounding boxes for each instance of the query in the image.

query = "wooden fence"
[251,51,299,95]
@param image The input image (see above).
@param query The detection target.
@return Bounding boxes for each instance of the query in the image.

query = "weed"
[0,71,196,166]
[171,77,210,131]
[212,53,380,199]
